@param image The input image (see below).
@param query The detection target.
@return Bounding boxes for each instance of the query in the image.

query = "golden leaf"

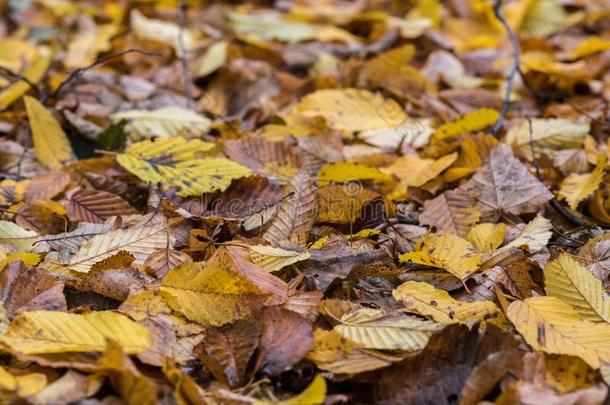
[381,153,457,199]
[467,223,506,253]
[559,155,606,210]
[0,47,51,110]
[570,36,610,59]
[0,252,40,269]
[545,254,610,322]
[24,96,74,171]
[317,185,379,224]
[433,108,499,140]
[399,233,481,280]
[253,374,326,405]
[0,366,46,399]
[507,296,610,368]
[160,246,287,326]
[393,281,498,325]
[443,134,497,182]
[294,88,407,132]
[116,137,250,196]
[0,311,152,354]
[317,161,391,185]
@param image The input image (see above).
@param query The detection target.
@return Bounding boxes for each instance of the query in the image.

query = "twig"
[0,66,39,95]
[490,0,520,136]
[45,48,161,103]
[177,0,195,109]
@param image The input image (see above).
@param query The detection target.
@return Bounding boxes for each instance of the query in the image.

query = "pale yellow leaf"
[503,214,552,252]
[393,281,498,325]
[334,307,443,351]
[545,254,610,322]
[248,245,311,272]
[0,221,38,252]
[111,106,211,140]
[0,47,51,110]
[507,296,610,368]
[294,88,407,132]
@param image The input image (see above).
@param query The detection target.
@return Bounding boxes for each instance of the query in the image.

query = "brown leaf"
[68,189,138,223]
[463,144,553,221]
[255,307,314,376]
[262,170,318,247]
[0,261,67,318]
[199,319,261,388]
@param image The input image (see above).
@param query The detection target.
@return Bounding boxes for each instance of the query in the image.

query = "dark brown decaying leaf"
[199,319,261,388]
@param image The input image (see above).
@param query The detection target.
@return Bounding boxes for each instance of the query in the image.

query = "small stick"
[177,0,195,109]
[46,48,161,103]
[490,0,520,136]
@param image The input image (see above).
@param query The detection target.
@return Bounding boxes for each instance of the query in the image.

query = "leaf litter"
[0,0,610,404]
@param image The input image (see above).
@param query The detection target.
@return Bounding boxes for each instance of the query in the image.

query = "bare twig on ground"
[177,0,195,109]
[46,48,161,103]
[490,0,520,136]
[0,66,39,96]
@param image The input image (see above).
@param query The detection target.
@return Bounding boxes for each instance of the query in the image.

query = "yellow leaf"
[393,281,498,325]
[433,108,499,140]
[0,252,40,269]
[317,161,391,186]
[0,47,52,110]
[443,134,498,182]
[347,229,381,240]
[294,88,407,132]
[116,137,250,196]
[0,366,46,398]
[65,24,118,69]
[248,245,311,272]
[520,0,566,37]
[381,153,457,199]
[0,311,152,354]
[193,41,227,78]
[111,106,212,140]
[507,296,610,368]
[559,155,606,210]
[503,214,552,252]
[570,36,610,59]
[545,254,610,323]
[160,246,286,326]
[399,233,481,280]
[467,223,506,253]
[333,307,443,351]
[506,118,589,161]
[24,96,74,171]
[0,221,38,252]
[254,375,326,405]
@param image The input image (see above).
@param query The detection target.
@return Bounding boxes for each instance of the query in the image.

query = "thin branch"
[490,0,520,136]
[46,48,161,103]
[0,66,40,96]
[177,0,195,109]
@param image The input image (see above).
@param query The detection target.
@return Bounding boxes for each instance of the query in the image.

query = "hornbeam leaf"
[0,311,152,354]
[393,281,498,325]
[116,137,250,196]
[507,296,610,369]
